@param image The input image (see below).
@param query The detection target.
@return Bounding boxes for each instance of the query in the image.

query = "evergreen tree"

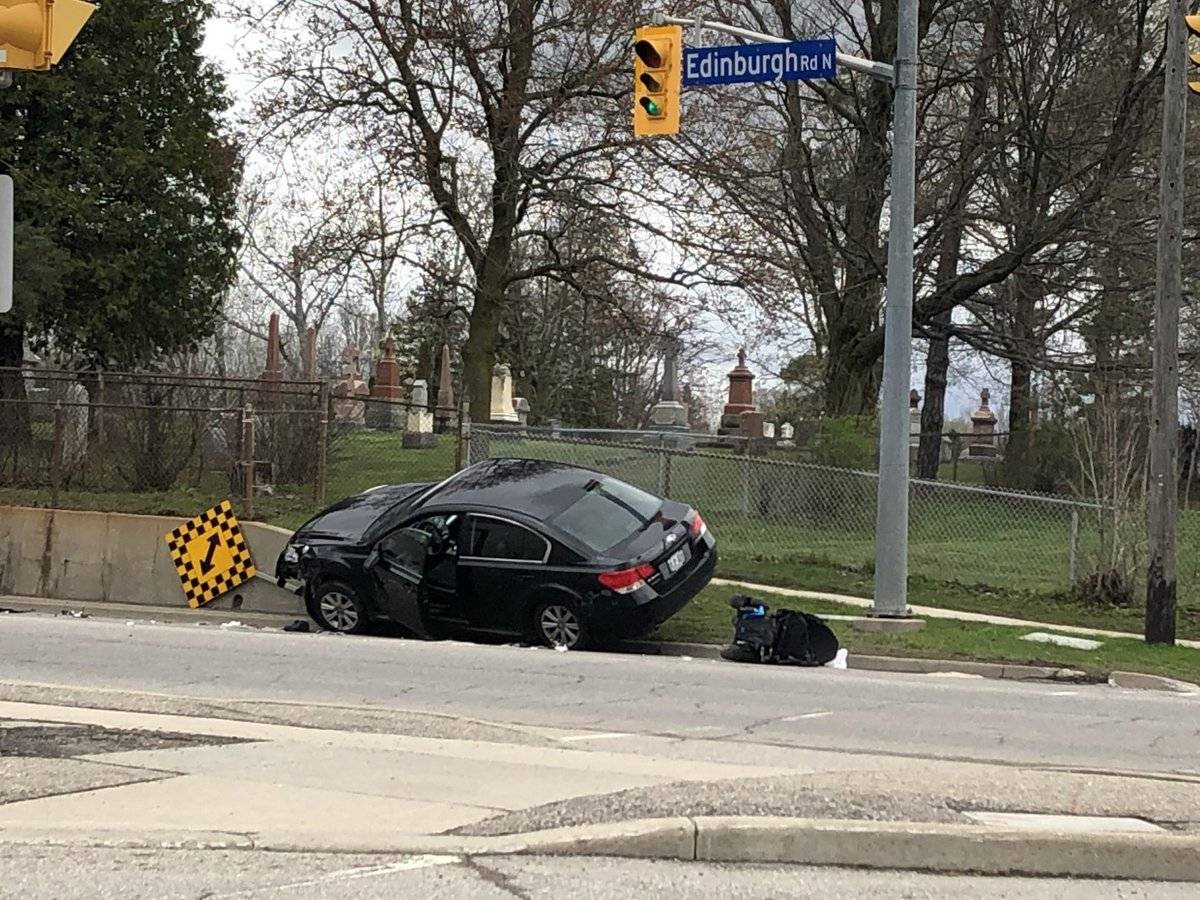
[0,0,240,372]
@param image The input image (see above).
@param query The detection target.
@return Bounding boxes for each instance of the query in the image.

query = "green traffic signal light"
[639,97,663,118]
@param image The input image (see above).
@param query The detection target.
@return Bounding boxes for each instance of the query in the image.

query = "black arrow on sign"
[198,533,222,575]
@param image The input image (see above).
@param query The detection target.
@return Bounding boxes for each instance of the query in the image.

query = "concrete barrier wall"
[0,506,303,614]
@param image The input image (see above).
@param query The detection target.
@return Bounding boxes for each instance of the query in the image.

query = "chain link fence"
[0,367,464,528]
[466,424,1108,599]
[0,367,333,523]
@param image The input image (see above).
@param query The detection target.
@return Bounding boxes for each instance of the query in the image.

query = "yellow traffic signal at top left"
[633,25,682,137]
[0,0,95,72]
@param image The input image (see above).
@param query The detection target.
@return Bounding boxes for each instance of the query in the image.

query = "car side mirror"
[364,548,381,571]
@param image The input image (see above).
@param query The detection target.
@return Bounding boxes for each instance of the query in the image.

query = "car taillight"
[598,563,655,594]
[689,511,707,538]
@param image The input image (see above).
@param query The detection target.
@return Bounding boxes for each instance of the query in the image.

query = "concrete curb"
[616,640,1097,684]
[1,595,300,629]
[4,817,1200,881]
[688,816,1200,882]
[1109,670,1200,694]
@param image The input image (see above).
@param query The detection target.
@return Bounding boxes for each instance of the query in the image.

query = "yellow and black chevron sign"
[164,500,256,608]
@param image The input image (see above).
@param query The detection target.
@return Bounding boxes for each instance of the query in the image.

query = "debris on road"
[59,610,89,619]
[825,648,849,669]
[282,620,311,633]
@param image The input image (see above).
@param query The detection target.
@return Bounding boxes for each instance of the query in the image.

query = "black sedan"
[275,458,717,649]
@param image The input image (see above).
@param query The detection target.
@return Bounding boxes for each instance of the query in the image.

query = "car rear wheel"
[308,581,368,634]
[531,597,589,650]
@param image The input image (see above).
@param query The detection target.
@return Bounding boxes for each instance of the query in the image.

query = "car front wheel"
[531,597,589,650]
[308,581,368,634]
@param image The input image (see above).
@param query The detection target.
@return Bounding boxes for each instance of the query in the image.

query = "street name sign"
[683,39,836,86]
[165,500,257,608]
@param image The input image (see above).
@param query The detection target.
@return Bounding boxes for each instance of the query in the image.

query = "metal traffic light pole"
[657,8,915,616]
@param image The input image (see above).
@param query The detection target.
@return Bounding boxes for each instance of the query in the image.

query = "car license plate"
[665,547,688,575]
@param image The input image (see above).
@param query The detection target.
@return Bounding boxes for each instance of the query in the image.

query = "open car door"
[365,526,432,638]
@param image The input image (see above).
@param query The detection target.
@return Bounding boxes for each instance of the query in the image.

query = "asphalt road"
[1,613,1197,775]
[0,847,1194,900]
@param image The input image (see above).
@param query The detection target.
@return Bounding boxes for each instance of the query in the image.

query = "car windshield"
[548,477,662,554]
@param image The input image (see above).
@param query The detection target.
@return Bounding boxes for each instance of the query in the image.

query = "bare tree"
[232,164,365,367]
[245,0,701,419]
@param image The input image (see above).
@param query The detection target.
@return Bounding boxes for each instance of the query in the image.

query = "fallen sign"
[164,500,257,608]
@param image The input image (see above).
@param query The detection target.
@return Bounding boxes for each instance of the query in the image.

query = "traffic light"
[633,24,681,137]
[1189,15,1200,96]
[0,0,95,72]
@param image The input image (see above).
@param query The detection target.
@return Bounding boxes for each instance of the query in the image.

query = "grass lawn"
[6,427,1200,651]
[657,583,1200,685]
[0,431,459,533]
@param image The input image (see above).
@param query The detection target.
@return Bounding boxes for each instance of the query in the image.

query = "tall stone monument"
[718,349,756,435]
[649,339,689,431]
[260,313,283,404]
[434,343,457,433]
[367,335,405,429]
[489,363,519,424]
[967,388,999,459]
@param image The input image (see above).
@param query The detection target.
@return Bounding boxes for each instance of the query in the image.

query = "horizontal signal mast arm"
[657,15,895,83]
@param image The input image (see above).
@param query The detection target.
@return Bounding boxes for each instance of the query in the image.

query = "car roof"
[420,458,608,521]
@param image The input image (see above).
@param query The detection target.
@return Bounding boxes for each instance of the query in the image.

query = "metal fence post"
[1068,504,1080,586]
[459,420,472,470]
[50,400,64,507]
[315,384,330,507]
[241,405,255,520]
[740,448,751,516]
[657,434,667,496]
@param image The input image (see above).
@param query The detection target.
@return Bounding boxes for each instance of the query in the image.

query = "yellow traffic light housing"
[1189,15,1200,96]
[633,25,681,137]
[0,0,95,71]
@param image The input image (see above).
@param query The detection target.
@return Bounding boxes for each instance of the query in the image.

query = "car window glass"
[548,477,662,553]
[377,527,428,575]
[466,517,546,561]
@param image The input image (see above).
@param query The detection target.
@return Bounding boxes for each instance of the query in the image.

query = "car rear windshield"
[548,477,662,554]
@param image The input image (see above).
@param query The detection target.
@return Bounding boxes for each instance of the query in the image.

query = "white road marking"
[555,731,631,742]
[782,711,833,721]
[198,856,461,898]
[1048,690,1080,696]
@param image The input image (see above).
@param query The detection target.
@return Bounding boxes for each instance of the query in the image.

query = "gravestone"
[778,421,796,448]
[649,339,689,431]
[513,397,530,427]
[367,335,405,430]
[719,349,756,435]
[403,379,437,448]
[762,421,776,440]
[434,343,457,433]
[489,363,519,423]
[260,313,283,405]
[967,388,999,459]
[331,346,370,428]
